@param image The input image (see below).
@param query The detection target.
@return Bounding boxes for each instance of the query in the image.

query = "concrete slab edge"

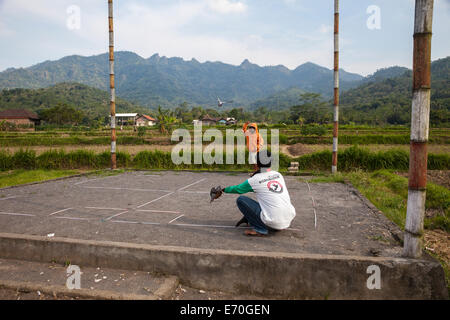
[0,279,158,300]
[0,233,447,300]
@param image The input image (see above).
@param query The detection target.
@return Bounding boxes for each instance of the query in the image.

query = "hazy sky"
[0,0,449,75]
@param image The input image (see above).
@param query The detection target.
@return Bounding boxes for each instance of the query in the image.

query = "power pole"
[332,0,339,174]
[108,0,117,169]
[403,0,434,258]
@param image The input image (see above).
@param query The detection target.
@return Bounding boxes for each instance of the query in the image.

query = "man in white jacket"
[212,151,296,236]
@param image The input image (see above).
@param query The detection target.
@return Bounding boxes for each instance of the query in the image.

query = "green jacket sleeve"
[224,180,254,194]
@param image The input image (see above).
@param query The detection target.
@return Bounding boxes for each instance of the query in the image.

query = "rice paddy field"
[1,125,449,170]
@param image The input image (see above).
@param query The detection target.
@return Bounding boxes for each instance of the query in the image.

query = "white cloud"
[318,24,332,34]
[1,0,65,22]
[207,0,247,14]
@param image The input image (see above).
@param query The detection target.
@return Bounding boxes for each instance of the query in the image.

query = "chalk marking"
[83,186,172,193]
[173,223,303,232]
[0,196,18,201]
[305,181,317,229]
[104,210,128,221]
[0,211,34,217]
[179,191,209,194]
[137,209,181,214]
[111,220,160,225]
[74,175,118,186]
[168,214,185,224]
[136,192,175,209]
[110,220,139,224]
[53,216,90,221]
[48,208,73,216]
[177,178,206,191]
[107,218,302,232]
[135,178,206,209]
[85,207,127,211]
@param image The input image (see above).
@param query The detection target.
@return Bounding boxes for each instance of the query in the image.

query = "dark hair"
[257,150,272,168]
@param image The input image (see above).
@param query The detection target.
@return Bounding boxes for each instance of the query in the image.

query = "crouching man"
[212,151,296,236]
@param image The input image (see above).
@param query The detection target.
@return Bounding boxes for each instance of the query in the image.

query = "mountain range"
[0,52,447,117]
[0,51,366,108]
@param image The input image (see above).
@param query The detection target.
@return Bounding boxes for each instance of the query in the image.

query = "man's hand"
[210,186,224,203]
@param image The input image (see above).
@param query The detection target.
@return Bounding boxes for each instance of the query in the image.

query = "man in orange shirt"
[243,122,264,174]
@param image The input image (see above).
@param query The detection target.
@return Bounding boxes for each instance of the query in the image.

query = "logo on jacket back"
[267,181,283,193]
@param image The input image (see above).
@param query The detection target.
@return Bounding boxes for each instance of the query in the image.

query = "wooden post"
[403,0,434,258]
[108,0,116,169]
[332,0,339,174]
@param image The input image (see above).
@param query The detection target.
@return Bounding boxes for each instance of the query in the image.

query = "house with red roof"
[0,109,41,128]
[136,114,157,127]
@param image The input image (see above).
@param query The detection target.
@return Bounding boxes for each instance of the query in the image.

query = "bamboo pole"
[332,0,339,174]
[108,0,116,169]
[403,0,434,258]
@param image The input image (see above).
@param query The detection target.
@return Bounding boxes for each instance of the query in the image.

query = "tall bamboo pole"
[108,0,116,169]
[403,0,434,258]
[332,0,339,174]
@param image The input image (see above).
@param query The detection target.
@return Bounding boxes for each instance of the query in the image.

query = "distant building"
[200,114,219,126]
[225,117,237,125]
[218,117,237,125]
[136,114,157,127]
[0,109,41,127]
[110,113,138,126]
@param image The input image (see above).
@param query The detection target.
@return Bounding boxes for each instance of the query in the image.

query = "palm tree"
[157,106,178,135]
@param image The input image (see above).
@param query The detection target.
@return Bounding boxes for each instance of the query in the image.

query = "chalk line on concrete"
[305,181,317,229]
[135,192,175,209]
[168,214,185,224]
[0,212,35,217]
[104,210,129,221]
[0,196,18,201]
[48,208,73,216]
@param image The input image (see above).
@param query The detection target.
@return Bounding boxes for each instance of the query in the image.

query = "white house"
[136,114,157,127]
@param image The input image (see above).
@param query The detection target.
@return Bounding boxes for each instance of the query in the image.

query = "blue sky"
[0,0,449,75]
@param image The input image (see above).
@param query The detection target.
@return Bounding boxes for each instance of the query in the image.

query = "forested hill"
[339,56,450,125]
[0,51,363,108]
[0,83,150,120]
[361,66,410,84]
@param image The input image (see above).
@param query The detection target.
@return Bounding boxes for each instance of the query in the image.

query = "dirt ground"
[424,230,450,265]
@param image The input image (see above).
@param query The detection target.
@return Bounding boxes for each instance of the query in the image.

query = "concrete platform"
[0,258,178,300]
[0,170,447,299]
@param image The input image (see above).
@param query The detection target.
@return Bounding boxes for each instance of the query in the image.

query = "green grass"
[1,130,448,147]
[286,134,449,145]
[0,169,83,188]
[1,146,449,172]
[294,146,449,171]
